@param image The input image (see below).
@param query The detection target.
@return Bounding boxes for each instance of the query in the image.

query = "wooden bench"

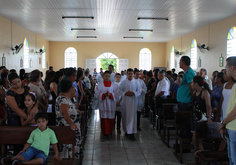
[155,98,177,134]
[195,122,228,165]
[0,126,76,165]
[162,103,178,148]
[173,111,192,164]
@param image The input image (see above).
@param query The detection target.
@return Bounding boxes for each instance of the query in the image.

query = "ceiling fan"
[175,50,183,55]
[197,44,209,53]
[36,49,45,55]
[11,43,23,55]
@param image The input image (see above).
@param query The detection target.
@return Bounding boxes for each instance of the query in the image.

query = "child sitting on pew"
[21,92,41,126]
[1,112,62,165]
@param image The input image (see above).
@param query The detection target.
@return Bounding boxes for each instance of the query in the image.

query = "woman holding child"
[55,79,82,159]
[5,72,38,155]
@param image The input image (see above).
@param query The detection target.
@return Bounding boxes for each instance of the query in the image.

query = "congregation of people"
[1,55,236,164]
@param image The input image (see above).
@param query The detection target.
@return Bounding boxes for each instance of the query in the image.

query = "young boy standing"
[1,112,61,165]
[119,68,141,141]
[114,73,122,134]
[94,71,119,141]
[134,69,147,131]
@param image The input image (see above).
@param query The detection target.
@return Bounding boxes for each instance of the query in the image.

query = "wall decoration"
[2,54,6,66]
[219,54,224,67]
[198,57,201,67]
[30,58,33,68]
[20,57,23,67]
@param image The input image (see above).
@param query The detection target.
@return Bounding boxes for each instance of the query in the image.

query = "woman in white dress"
[216,72,235,121]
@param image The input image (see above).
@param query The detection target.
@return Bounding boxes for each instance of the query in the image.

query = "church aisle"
[82,110,184,165]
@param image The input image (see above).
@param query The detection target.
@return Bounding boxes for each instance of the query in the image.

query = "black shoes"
[1,157,12,165]
[129,134,136,141]
[117,129,121,134]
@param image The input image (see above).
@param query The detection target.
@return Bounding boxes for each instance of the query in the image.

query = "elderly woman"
[28,69,47,111]
[55,79,83,159]
[5,72,37,154]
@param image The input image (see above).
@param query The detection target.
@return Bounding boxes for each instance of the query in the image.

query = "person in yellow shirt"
[219,56,236,165]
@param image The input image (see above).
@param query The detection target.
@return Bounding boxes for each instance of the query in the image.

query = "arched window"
[139,48,151,71]
[227,26,236,58]
[190,39,197,70]
[97,52,118,59]
[23,38,29,68]
[96,52,118,72]
[42,45,46,69]
[65,47,77,68]
[170,46,175,69]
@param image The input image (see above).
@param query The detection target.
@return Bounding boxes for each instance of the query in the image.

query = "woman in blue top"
[211,72,225,117]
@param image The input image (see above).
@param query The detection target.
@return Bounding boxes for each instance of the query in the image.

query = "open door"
[86,59,96,74]
[119,59,129,73]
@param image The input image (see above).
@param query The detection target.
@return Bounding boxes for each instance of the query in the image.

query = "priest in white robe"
[119,68,141,141]
[134,69,147,131]
[94,71,119,140]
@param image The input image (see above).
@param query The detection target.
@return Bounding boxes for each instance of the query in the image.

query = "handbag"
[192,101,207,122]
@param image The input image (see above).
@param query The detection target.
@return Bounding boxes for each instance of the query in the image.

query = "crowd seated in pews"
[0,65,95,164]
[1,56,236,165]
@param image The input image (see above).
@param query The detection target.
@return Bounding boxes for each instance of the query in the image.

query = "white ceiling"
[0,0,236,42]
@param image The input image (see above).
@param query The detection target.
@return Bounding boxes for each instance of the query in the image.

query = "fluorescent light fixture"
[71,28,96,31]
[62,16,94,19]
[129,29,153,32]
[123,37,143,39]
[77,36,97,38]
[137,17,168,21]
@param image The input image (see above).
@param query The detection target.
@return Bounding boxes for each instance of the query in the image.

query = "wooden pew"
[155,98,177,134]
[195,122,228,165]
[173,111,192,164]
[0,126,76,165]
[79,104,87,151]
[162,103,178,148]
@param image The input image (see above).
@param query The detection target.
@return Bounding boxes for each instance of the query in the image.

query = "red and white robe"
[95,81,119,135]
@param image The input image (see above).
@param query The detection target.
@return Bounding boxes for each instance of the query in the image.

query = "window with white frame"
[227,26,236,58]
[65,47,77,68]
[170,46,175,69]
[42,45,46,69]
[139,48,151,71]
[24,38,29,68]
[190,39,197,70]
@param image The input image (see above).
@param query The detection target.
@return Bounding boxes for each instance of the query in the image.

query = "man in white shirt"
[108,65,115,83]
[200,68,213,90]
[119,68,141,141]
[153,70,170,99]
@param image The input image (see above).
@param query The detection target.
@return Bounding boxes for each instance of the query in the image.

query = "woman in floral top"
[55,79,83,159]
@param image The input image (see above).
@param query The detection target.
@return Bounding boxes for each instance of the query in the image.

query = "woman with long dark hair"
[211,72,225,115]
[191,76,212,153]
[50,71,63,105]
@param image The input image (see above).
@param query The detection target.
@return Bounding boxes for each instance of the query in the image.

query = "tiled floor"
[82,110,194,165]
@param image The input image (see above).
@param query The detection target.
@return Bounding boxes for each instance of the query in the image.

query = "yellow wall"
[49,42,166,71]
[0,15,50,75]
[165,14,236,78]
